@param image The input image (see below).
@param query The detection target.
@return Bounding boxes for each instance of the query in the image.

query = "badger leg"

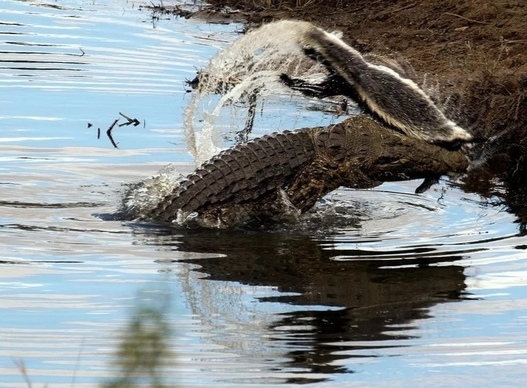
[415,176,440,194]
[279,73,352,99]
[280,46,357,100]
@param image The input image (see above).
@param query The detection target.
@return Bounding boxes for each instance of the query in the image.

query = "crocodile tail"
[149,129,318,222]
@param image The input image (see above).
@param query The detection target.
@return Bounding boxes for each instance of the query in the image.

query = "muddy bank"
[146,1,527,226]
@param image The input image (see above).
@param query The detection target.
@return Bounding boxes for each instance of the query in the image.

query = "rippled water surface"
[1,1,527,387]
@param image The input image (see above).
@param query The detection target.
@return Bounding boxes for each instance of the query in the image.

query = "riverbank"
[146,0,527,225]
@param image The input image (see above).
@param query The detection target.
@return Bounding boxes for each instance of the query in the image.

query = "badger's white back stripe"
[280,20,472,144]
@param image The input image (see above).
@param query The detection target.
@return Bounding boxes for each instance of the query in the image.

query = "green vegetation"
[102,290,175,388]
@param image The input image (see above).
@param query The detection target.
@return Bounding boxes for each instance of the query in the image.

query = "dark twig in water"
[97,127,100,139]
[106,119,119,149]
[118,112,140,127]
[119,111,133,122]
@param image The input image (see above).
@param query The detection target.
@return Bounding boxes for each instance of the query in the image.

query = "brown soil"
[148,0,527,225]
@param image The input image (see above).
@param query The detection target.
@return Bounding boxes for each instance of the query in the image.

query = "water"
[1,1,527,386]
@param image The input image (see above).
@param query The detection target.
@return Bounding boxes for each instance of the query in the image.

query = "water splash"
[119,164,184,220]
[184,21,329,164]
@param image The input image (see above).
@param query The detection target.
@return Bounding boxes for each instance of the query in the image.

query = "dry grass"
[217,0,347,10]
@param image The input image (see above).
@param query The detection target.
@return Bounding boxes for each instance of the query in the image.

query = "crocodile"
[148,115,468,228]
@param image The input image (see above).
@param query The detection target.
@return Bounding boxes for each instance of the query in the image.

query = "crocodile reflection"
[145,228,467,383]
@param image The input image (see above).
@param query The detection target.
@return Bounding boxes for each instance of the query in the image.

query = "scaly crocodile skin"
[149,115,469,225]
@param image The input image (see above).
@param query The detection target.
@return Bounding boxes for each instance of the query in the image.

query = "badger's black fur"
[278,21,473,145]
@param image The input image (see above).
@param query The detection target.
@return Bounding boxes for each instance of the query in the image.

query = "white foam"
[120,164,184,219]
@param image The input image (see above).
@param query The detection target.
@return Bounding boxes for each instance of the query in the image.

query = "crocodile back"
[150,129,317,222]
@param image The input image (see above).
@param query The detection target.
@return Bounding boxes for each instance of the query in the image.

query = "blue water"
[1,1,527,387]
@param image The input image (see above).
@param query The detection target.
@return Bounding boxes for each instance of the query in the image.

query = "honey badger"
[278,20,473,146]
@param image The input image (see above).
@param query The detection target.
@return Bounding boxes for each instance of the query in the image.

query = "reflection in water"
[134,225,468,383]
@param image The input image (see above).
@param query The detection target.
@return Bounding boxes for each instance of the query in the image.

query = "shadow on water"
[130,223,470,383]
